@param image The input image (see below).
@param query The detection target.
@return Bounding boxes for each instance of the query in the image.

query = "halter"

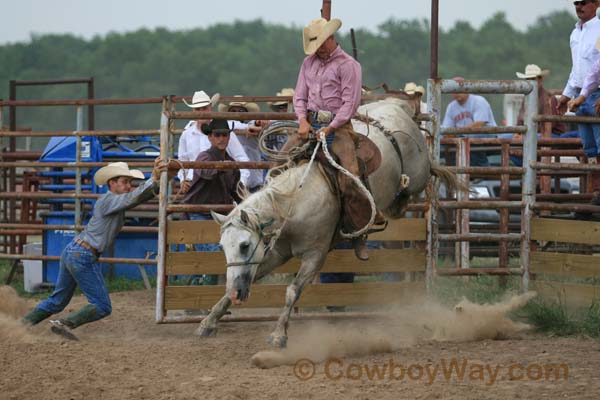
[223,214,276,268]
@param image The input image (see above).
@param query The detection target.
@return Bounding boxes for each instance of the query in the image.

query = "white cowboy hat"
[516,64,550,79]
[303,18,342,55]
[94,162,145,186]
[182,90,221,108]
[269,88,295,108]
[217,96,261,113]
[403,82,425,95]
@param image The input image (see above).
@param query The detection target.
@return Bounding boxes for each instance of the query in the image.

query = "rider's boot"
[353,235,369,261]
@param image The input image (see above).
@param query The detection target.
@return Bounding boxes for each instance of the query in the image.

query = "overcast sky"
[1,0,575,45]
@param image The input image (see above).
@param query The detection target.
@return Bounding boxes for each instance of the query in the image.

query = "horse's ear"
[211,211,227,226]
[240,209,250,225]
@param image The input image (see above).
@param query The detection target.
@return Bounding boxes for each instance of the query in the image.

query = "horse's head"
[211,209,271,305]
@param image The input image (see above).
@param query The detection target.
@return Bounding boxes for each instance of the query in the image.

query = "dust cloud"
[0,285,36,343]
[251,292,535,369]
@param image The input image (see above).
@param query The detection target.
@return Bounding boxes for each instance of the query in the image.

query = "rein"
[223,216,277,268]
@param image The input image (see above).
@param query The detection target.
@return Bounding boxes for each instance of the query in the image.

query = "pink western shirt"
[293,45,362,129]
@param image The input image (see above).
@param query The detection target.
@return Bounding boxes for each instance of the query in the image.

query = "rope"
[258,121,306,161]
[317,130,376,239]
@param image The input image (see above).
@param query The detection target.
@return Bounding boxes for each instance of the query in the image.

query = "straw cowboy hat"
[269,88,295,109]
[516,64,550,79]
[403,82,425,96]
[303,18,342,55]
[217,96,261,113]
[94,162,145,186]
[182,90,220,108]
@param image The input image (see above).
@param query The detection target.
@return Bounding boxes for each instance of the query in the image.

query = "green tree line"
[0,11,576,141]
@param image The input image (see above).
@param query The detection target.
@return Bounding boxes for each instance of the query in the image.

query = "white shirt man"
[563,13,600,99]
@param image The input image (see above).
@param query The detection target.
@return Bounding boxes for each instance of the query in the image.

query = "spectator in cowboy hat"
[183,119,242,288]
[219,96,265,191]
[515,64,566,137]
[22,159,174,340]
[500,64,570,166]
[178,90,251,193]
[404,82,427,124]
[264,88,295,151]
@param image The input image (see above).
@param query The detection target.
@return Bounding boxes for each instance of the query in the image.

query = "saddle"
[304,130,382,194]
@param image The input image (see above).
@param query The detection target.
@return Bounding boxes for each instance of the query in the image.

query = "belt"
[74,238,100,257]
[307,109,335,125]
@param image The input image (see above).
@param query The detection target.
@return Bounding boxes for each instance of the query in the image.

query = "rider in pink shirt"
[282,18,378,261]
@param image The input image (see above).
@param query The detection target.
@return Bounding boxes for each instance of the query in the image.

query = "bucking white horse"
[196,97,458,347]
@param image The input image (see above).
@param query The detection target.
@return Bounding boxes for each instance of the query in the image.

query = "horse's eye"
[218,244,223,251]
[239,241,250,253]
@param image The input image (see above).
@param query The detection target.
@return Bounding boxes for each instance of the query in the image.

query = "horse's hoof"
[267,334,287,348]
[195,326,217,337]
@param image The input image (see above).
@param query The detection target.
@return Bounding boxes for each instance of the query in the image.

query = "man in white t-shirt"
[441,77,497,166]
[177,90,250,193]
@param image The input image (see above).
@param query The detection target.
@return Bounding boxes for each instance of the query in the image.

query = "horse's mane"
[227,164,309,227]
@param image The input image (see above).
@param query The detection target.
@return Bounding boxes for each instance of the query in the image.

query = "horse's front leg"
[195,247,290,337]
[268,251,325,348]
[194,294,232,337]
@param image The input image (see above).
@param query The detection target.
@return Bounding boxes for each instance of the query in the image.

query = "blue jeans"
[576,89,600,158]
[189,213,219,285]
[36,240,111,319]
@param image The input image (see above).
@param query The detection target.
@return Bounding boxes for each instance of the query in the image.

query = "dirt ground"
[1,288,599,400]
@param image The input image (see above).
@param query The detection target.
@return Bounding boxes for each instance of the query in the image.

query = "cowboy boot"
[21,308,52,326]
[61,304,98,329]
[353,235,369,261]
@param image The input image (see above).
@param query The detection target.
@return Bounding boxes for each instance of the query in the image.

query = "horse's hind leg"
[268,252,325,348]
[195,295,232,337]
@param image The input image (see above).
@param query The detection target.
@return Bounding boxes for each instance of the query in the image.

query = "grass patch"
[515,297,600,338]
[434,274,600,338]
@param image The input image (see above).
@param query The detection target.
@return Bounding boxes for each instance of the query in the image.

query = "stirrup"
[367,220,388,235]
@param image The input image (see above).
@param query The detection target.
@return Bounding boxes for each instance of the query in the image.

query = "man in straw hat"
[404,82,427,126]
[22,158,173,340]
[500,64,568,167]
[218,96,265,191]
[283,17,381,261]
[515,64,565,137]
[264,88,295,151]
[178,90,251,193]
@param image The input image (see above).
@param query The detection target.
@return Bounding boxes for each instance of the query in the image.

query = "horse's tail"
[428,160,470,210]
[430,161,463,193]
